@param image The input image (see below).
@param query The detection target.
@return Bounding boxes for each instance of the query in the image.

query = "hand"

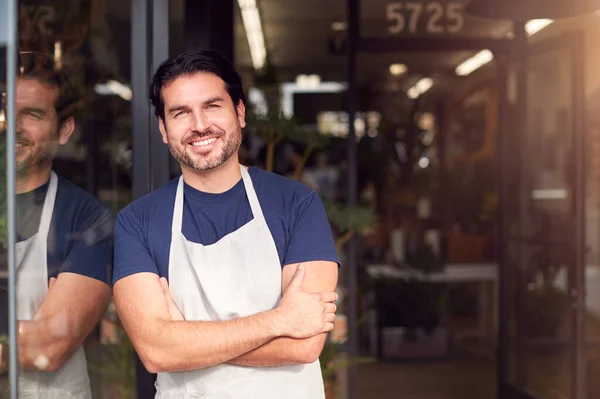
[48,277,57,291]
[274,264,337,339]
[159,278,184,321]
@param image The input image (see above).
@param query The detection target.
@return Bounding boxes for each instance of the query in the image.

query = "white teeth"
[191,137,217,147]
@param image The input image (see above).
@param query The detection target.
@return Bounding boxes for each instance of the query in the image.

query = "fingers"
[286,264,305,291]
[324,303,337,314]
[319,291,338,303]
[324,313,336,323]
[324,322,335,332]
[48,277,57,291]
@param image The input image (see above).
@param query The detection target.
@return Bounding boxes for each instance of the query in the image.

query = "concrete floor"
[355,348,496,399]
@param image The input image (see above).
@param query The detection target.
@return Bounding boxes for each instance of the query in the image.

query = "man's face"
[15,78,73,174]
[159,72,246,172]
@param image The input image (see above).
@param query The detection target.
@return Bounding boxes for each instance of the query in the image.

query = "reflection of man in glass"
[8,53,113,397]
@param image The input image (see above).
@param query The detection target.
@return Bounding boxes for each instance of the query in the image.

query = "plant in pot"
[372,242,449,360]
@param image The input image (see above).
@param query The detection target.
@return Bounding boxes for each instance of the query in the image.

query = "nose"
[191,110,210,133]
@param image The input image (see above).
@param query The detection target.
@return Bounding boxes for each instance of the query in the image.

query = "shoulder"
[249,167,318,206]
[55,176,113,226]
[116,178,179,227]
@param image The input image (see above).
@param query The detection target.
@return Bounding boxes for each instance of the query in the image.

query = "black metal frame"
[131,0,169,397]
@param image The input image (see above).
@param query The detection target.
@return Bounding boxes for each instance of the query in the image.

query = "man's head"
[149,50,247,172]
[15,52,79,175]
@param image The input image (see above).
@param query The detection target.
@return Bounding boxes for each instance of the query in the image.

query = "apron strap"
[172,176,185,235]
[38,171,58,240]
[172,166,266,235]
[239,165,267,224]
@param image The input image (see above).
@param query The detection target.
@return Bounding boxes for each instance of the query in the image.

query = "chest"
[149,196,289,277]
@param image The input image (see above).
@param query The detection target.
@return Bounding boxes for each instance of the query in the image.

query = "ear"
[158,117,168,144]
[236,101,246,129]
[58,117,75,145]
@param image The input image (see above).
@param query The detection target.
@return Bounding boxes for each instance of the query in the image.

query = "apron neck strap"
[172,176,185,235]
[38,171,58,240]
[172,165,267,235]
[239,165,266,223]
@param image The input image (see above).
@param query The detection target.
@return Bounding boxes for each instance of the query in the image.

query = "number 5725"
[386,2,465,35]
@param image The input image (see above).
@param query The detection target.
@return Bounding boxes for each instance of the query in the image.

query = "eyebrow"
[167,97,225,115]
[22,107,48,116]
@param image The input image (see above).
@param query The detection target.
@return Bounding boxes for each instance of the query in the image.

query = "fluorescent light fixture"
[331,21,347,31]
[456,49,493,77]
[407,77,433,99]
[525,19,553,35]
[389,64,408,76]
[281,81,347,118]
[238,0,267,70]
[455,19,554,76]
[94,80,132,101]
[531,189,568,200]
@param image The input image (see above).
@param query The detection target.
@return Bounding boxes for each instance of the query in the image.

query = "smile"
[190,137,218,147]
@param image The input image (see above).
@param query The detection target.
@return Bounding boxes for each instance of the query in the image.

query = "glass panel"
[8,1,134,397]
[0,13,14,395]
[505,43,574,399]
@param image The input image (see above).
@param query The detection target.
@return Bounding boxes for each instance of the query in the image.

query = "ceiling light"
[455,19,553,76]
[238,0,267,70]
[407,78,433,99]
[389,64,408,76]
[455,49,494,76]
[525,19,553,35]
[331,21,347,31]
[418,156,430,169]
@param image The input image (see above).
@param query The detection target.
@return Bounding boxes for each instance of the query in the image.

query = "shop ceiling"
[233,0,593,99]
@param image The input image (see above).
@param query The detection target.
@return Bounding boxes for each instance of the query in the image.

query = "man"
[113,50,340,398]
[7,52,113,397]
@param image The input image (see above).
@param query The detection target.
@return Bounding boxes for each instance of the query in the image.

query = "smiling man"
[7,52,113,397]
[112,50,340,398]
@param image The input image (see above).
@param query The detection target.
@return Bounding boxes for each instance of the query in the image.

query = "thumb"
[287,264,305,291]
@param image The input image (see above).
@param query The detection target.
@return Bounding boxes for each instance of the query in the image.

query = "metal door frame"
[500,29,588,399]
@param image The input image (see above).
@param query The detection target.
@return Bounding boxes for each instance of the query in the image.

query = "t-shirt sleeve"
[283,192,341,267]
[112,208,160,285]
[59,204,114,284]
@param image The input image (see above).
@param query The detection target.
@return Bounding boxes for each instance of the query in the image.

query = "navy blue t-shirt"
[113,167,340,284]
[15,175,114,284]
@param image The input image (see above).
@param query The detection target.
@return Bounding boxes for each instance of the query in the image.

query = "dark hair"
[17,52,81,125]
[149,50,246,120]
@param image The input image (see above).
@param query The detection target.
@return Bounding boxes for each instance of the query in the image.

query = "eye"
[174,110,187,118]
[207,103,219,109]
[26,112,42,120]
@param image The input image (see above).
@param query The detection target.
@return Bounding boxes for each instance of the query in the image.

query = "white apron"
[156,165,324,399]
[16,172,91,398]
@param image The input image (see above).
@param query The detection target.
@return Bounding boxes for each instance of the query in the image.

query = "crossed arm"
[226,261,338,366]
[113,261,338,373]
[18,273,111,371]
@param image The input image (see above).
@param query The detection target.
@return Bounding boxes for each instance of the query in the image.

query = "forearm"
[139,309,283,373]
[18,317,74,372]
[228,333,327,367]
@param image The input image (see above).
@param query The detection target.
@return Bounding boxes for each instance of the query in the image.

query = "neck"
[16,166,52,194]
[181,155,243,194]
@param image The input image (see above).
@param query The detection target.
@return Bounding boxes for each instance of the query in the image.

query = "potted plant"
[371,242,449,360]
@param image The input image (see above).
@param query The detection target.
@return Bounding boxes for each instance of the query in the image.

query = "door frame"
[498,29,588,399]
